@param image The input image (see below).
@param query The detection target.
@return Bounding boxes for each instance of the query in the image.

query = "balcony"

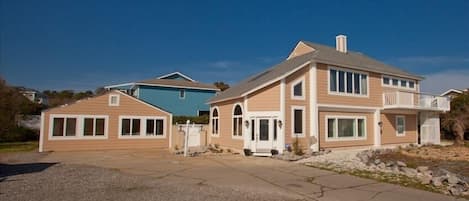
[383,91,450,111]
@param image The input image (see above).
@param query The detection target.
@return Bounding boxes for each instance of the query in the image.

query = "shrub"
[0,126,39,142]
[173,115,209,124]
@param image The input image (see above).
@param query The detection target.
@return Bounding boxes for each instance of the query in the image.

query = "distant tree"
[214,81,230,91]
[441,92,469,145]
[95,87,107,95]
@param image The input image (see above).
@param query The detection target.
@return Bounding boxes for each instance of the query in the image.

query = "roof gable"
[157,72,195,82]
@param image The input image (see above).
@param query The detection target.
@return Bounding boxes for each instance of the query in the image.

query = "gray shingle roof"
[209,41,423,103]
[137,78,219,91]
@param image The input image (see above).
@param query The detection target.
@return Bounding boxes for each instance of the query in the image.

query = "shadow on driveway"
[0,162,57,182]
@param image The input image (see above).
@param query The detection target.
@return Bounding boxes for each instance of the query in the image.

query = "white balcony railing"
[383,91,450,111]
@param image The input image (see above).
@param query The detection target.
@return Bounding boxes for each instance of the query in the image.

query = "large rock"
[448,184,465,196]
[416,166,429,173]
[374,159,381,165]
[432,176,446,187]
[447,173,461,185]
[420,174,432,185]
[377,162,386,170]
[401,167,418,177]
[396,161,407,167]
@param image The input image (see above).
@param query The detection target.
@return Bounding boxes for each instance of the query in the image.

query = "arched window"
[211,108,219,135]
[232,104,243,137]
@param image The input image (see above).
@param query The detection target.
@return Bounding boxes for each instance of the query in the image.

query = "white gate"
[420,112,441,145]
[178,124,202,147]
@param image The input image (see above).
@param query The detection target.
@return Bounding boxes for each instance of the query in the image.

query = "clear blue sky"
[1,0,468,94]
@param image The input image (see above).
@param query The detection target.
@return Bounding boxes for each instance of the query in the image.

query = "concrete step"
[253,152,272,157]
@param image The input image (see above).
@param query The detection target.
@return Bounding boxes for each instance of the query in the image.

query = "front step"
[252,152,272,157]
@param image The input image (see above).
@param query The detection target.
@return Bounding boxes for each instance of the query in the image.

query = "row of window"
[329,68,368,96]
[382,76,415,89]
[50,116,165,138]
[211,105,243,137]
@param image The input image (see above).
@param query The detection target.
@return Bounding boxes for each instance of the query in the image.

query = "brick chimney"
[336,35,347,53]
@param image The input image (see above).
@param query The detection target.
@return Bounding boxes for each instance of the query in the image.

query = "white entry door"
[250,117,277,152]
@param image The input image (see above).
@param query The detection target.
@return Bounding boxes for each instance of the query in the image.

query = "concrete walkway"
[38,150,465,201]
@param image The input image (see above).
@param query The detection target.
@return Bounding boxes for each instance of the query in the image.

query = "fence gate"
[420,112,441,145]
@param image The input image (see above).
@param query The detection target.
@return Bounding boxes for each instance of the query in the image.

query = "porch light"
[278,120,283,128]
[244,120,249,127]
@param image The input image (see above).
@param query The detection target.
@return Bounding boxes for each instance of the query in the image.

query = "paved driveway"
[1,150,465,201]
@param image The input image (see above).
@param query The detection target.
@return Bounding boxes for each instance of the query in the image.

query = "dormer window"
[109,94,120,106]
[291,76,305,100]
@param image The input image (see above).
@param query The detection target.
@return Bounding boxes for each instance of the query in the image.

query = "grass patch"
[0,141,38,153]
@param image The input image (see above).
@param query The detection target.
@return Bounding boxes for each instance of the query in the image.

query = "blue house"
[105,72,219,116]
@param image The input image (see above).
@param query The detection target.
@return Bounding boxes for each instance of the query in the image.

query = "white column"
[243,96,250,149]
[279,79,286,154]
[310,63,319,152]
[374,109,381,147]
[39,112,45,152]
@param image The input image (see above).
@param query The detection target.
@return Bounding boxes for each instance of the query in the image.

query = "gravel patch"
[0,163,299,201]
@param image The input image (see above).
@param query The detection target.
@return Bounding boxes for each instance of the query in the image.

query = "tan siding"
[381,113,417,145]
[318,111,375,148]
[316,63,382,107]
[288,42,314,59]
[247,81,281,111]
[42,92,171,151]
[285,65,310,150]
[209,98,244,150]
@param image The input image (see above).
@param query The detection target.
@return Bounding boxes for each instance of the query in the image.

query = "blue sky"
[1,0,468,94]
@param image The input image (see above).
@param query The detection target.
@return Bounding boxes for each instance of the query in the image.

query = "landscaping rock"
[401,167,418,177]
[448,184,465,196]
[377,162,386,169]
[447,173,461,185]
[374,159,381,165]
[420,174,432,185]
[432,176,446,187]
[385,161,395,167]
[396,161,407,167]
[416,166,429,173]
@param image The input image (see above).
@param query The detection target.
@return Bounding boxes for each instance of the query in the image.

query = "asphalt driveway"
[0,150,465,201]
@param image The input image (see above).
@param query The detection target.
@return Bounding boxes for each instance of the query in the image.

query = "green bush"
[173,115,209,124]
[0,126,39,142]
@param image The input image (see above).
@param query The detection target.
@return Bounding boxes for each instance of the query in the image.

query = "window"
[396,116,405,136]
[109,94,120,106]
[326,116,366,140]
[146,119,164,136]
[179,89,185,99]
[232,105,243,137]
[383,76,416,90]
[292,106,304,136]
[211,108,219,135]
[119,116,165,138]
[120,118,140,136]
[329,68,368,96]
[50,115,108,139]
[273,119,278,141]
[83,117,105,136]
[291,77,305,99]
[52,117,77,137]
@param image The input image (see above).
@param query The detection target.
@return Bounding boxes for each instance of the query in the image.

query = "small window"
[211,108,219,135]
[392,79,399,86]
[409,81,415,88]
[109,94,120,106]
[179,89,185,99]
[292,77,305,99]
[330,69,337,91]
[292,107,304,135]
[396,116,405,136]
[232,105,243,137]
[84,117,106,136]
[146,119,164,136]
[293,82,303,97]
[52,117,77,137]
[401,80,407,87]
[52,118,65,136]
[338,71,345,92]
[346,72,353,93]
[383,77,390,85]
[120,117,164,137]
[327,119,335,138]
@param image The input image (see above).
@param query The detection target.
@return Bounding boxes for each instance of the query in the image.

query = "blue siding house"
[105,72,219,116]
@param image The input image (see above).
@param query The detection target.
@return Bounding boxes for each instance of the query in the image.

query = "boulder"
[448,184,465,196]
[432,176,446,187]
[377,162,386,170]
[374,159,381,165]
[420,174,432,185]
[401,167,418,177]
[447,173,461,185]
[396,161,407,167]
[416,166,429,173]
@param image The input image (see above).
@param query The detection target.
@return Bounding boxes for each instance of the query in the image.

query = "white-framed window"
[109,94,120,106]
[83,117,106,136]
[49,115,108,140]
[179,89,185,99]
[382,75,416,90]
[326,116,366,141]
[211,107,219,135]
[232,104,243,137]
[291,106,305,137]
[119,116,166,138]
[396,115,406,136]
[329,67,368,96]
[291,76,305,100]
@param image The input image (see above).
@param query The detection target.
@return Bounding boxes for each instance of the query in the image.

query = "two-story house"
[208,35,450,156]
[105,72,220,116]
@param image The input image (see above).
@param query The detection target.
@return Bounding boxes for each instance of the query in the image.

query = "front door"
[250,117,277,152]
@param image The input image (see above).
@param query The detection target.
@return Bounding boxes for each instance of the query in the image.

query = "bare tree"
[441,92,469,145]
